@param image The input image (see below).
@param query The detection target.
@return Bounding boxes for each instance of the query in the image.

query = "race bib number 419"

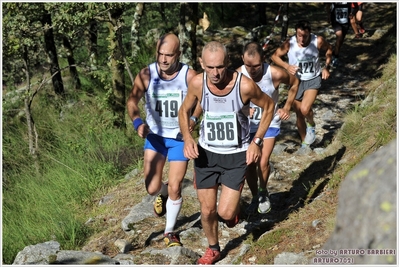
[203,111,238,147]
[148,90,181,128]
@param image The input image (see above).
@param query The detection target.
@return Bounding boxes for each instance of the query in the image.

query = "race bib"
[297,58,315,79]
[334,7,349,24]
[250,105,263,124]
[148,90,181,128]
[203,111,238,147]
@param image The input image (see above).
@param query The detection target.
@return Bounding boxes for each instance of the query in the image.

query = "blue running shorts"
[250,127,280,140]
[144,133,188,162]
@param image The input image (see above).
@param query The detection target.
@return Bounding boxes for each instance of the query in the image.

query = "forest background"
[2,2,397,264]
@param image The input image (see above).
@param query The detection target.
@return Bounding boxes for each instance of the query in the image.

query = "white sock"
[164,197,182,234]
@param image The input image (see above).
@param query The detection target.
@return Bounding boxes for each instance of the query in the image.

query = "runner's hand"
[246,142,261,165]
[277,108,290,120]
[137,124,150,138]
[183,137,199,159]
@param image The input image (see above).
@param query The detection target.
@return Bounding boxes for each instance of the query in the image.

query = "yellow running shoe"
[153,194,167,217]
[163,232,182,247]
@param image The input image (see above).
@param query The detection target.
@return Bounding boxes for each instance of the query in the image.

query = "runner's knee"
[299,105,311,116]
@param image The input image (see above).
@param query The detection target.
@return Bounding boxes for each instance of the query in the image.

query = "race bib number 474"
[203,111,238,147]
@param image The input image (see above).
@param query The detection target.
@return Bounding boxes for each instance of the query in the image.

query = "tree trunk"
[131,3,144,59]
[85,19,98,71]
[41,11,64,95]
[258,3,267,25]
[160,3,166,22]
[108,8,126,128]
[22,46,35,156]
[281,3,289,42]
[221,3,224,26]
[178,3,198,70]
[22,45,39,173]
[62,35,81,90]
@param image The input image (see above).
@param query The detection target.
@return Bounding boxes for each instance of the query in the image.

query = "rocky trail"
[12,3,396,265]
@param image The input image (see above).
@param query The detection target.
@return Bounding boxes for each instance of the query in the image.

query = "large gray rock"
[274,252,309,265]
[321,139,397,264]
[12,241,123,265]
[13,241,60,265]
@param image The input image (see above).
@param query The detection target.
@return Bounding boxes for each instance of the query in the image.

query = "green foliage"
[248,228,290,264]
[2,160,95,255]
[129,39,156,73]
[327,54,397,189]
[341,55,396,151]
[138,3,180,36]
[2,75,144,263]
[2,3,46,85]
[2,121,32,187]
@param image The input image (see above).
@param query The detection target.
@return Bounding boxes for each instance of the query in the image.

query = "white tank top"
[287,33,321,81]
[144,62,189,139]
[240,63,280,133]
[198,72,250,154]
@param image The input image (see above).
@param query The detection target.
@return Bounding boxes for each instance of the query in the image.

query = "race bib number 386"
[203,111,238,147]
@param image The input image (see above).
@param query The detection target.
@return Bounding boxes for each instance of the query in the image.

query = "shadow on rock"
[236,146,346,247]
[272,146,346,223]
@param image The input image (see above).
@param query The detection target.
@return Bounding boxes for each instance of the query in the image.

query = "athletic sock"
[209,243,220,251]
[159,182,168,197]
[164,197,182,234]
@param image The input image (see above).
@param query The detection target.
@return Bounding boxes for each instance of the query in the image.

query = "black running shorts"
[194,145,247,190]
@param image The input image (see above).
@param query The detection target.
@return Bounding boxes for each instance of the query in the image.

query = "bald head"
[157,33,180,54]
[155,33,182,75]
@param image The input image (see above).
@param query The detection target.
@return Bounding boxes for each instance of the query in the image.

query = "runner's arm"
[179,74,203,159]
[318,36,333,79]
[241,76,274,164]
[271,40,298,76]
[276,67,299,118]
[127,68,150,138]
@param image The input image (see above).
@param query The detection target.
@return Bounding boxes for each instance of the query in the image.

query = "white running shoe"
[258,190,271,214]
[331,57,340,67]
[304,123,316,145]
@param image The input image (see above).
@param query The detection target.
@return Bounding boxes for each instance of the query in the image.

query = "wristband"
[133,118,144,131]
[190,116,198,124]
